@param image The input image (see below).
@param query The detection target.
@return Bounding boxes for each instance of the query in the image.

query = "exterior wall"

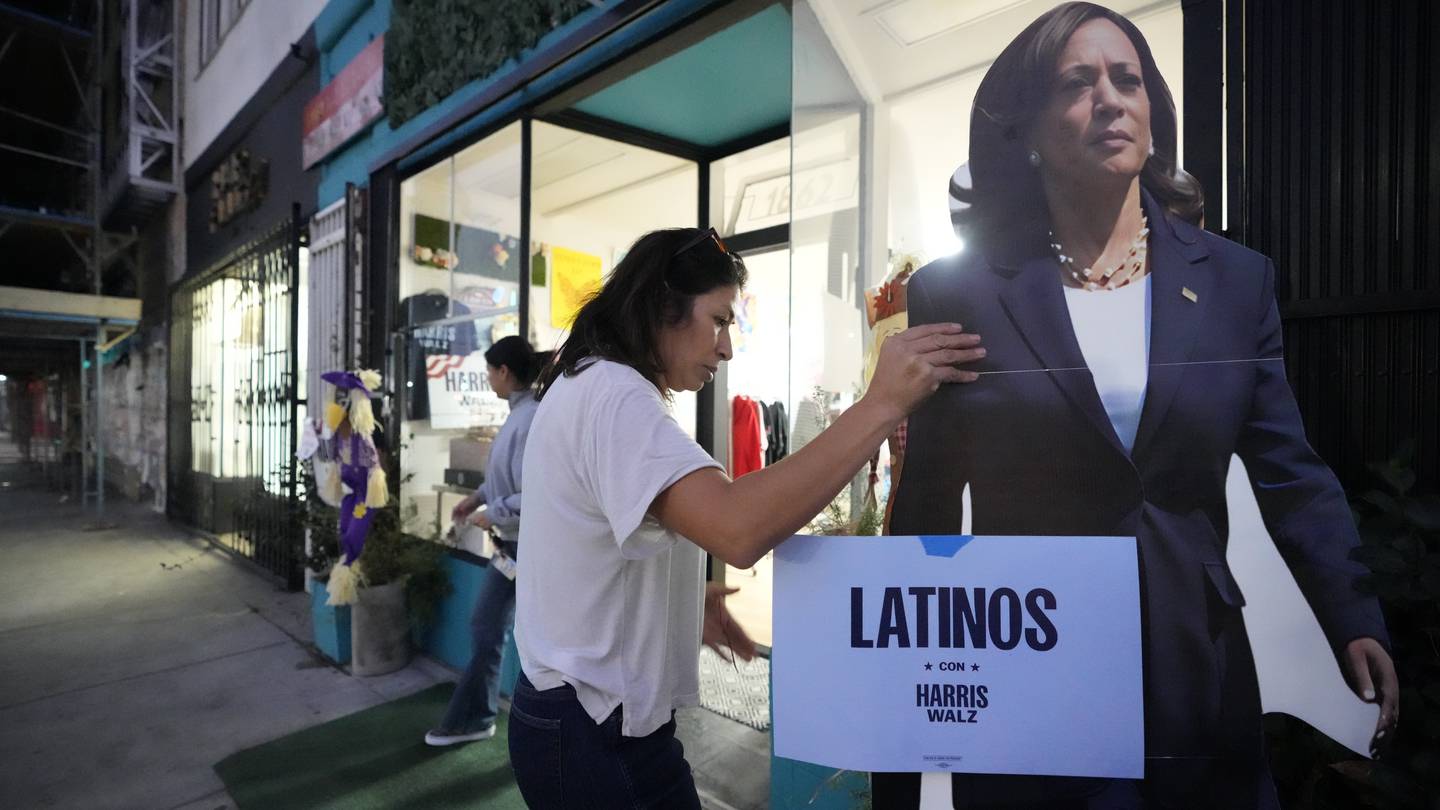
[100,340,167,510]
[99,137,189,509]
[183,0,330,169]
[311,0,646,208]
[184,29,321,276]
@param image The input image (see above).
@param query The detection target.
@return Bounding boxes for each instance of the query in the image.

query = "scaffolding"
[0,1,177,519]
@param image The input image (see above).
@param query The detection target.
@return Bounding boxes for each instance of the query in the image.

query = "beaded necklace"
[1049,215,1150,291]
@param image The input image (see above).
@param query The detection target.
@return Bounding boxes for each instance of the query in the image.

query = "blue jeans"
[436,559,515,733]
[507,672,702,809]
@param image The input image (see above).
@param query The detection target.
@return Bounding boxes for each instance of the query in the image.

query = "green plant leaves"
[385,0,593,128]
[1283,445,1439,809]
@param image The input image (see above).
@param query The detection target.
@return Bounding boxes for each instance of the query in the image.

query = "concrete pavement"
[0,445,769,810]
[0,457,451,810]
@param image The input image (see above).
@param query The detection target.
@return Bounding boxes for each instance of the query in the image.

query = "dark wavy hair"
[483,335,539,387]
[535,228,748,400]
[953,2,1204,253]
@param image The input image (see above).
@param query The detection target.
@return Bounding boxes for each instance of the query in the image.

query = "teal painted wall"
[420,554,484,670]
[420,554,520,697]
[311,0,638,208]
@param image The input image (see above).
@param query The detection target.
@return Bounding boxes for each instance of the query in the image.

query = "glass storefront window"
[711,137,791,238]
[528,120,700,436]
[721,245,790,649]
[398,123,523,327]
[396,123,523,541]
[792,0,867,531]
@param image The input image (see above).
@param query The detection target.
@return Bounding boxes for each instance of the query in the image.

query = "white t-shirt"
[1063,275,1152,453]
[515,360,723,737]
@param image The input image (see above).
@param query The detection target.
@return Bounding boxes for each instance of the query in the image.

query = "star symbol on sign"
[971,663,980,671]
[924,662,933,671]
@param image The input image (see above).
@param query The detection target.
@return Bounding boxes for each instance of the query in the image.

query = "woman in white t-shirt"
[508,226,984,808]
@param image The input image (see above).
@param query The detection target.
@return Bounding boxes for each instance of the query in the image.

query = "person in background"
[424,335,540,746]
[506,226,985,808]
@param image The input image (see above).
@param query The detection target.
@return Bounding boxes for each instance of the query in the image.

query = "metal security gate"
[1234,0,1440,490]
[306,183,366,405]
[168,207,306,587]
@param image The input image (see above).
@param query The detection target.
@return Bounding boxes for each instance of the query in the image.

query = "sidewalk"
[0,461,452,809]
[0,448,768,810]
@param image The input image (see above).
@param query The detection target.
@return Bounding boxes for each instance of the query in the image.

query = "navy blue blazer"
[889,192,1388,782]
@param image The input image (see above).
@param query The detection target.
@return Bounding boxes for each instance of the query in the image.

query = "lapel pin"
[1182,286,1198,303]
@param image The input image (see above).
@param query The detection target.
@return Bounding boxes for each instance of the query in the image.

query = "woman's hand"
[1343,637,1398,754]
[703,583,757,663]
[467,509,493,530]
[862,323,984,423]
[451,493,482,524]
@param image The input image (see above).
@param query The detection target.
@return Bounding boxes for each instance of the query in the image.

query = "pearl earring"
[1028,150,1042,168]
[1147,141,1156,156]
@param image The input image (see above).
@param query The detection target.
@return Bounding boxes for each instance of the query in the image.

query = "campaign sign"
[773,535,1142,778]
[425,352,508,430]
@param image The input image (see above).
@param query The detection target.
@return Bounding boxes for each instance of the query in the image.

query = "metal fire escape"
[101,0,180,224]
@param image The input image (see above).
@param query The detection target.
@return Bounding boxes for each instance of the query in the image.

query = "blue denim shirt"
[477,389,538,542]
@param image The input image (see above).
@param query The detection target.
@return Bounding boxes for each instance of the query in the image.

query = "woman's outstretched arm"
[651,323,982,568]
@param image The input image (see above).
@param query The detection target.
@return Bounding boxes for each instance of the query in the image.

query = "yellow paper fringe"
[357,369,382,393]
[366,466,389,508]
[349,393,375,436]
[325,561,363,606]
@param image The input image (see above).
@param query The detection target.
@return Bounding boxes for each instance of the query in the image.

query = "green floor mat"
[215,683,525,810]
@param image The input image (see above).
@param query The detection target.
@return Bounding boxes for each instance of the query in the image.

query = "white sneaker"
[424,725,496,746]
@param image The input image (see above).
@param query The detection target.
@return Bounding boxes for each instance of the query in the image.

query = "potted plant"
[300,458,451,673]
[1264,444,1440,809]
[298,368,452,675]
[345,503,451,676]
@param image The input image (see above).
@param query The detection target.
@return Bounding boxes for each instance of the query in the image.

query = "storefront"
[320,0,803,626]
[309,0,1229,804]
[168,32,320,587]
[365,0,1194,659]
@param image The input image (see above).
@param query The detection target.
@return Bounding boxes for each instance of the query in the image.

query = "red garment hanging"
[730,396,764,478]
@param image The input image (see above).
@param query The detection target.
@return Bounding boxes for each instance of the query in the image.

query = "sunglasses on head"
[672,227,729,258]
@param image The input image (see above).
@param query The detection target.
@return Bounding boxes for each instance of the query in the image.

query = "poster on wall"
[772,534,1143,776]
[302,35,384,170]
[425,352,507,430]
[549,246,602,329]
